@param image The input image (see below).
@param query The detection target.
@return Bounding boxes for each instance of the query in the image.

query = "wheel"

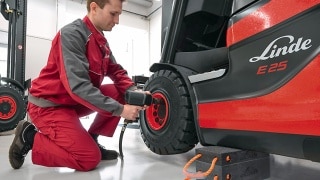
[140,70,198,155]
[0,84,26,132]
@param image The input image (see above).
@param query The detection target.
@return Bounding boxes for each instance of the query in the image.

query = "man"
[9,0,147,171]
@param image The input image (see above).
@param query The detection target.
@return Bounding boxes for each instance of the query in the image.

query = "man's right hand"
[120,104,145,120]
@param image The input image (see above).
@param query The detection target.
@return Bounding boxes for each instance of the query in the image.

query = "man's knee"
[75,147,101,171]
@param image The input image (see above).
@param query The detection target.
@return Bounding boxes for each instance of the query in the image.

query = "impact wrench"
[119,90,154,160]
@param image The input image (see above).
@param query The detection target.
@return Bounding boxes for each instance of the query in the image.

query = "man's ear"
[89,2,98,13]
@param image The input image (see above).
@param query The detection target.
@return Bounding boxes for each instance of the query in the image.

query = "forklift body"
[139,0,320,162]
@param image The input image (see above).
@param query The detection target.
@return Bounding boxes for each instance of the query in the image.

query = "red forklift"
[138,0,320,164]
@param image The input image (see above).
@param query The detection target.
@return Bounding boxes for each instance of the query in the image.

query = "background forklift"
[0,0,29,132]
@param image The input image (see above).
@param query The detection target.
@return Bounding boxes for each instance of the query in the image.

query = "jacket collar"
[83,16,108,46]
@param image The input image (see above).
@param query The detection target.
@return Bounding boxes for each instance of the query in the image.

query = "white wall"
[0,8,8,31]
[0,45,7,77]
[105,12,150,78]
[27,0,57,39]
[56,0,87,30]
[25,36,52,80]
[24,0,57,80]
[148,7,162,67]
[0,31,8,77]
[1,0,162,82]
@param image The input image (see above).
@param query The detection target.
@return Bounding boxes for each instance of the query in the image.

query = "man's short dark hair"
[87,0,125,12]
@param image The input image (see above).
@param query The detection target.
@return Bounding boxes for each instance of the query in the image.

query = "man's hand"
[120,104,144,120]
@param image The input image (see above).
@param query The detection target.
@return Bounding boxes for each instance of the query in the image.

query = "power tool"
[118,90,153,160]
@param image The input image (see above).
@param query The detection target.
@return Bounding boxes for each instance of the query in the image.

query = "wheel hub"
[145,92,169,131]
[0,96,17,120]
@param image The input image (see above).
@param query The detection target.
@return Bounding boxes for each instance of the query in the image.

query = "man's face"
[93,0,122,31]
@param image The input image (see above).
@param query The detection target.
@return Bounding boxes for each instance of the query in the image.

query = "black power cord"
[119,119,136,160]
[118,91,153,160]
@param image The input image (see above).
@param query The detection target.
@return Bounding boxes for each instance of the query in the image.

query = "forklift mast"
[1,0,27,87]
[0,0,29,132]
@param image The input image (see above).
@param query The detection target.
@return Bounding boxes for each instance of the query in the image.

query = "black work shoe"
[98,144,119,160]
[90,134,119,160]
[9,120,35,169]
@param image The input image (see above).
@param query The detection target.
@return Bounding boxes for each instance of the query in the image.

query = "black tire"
[0,84,26,132]
[140,70,198,155]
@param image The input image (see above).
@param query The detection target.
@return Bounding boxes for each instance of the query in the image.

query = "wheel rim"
[0,95,17,120]
[145,92,169,131]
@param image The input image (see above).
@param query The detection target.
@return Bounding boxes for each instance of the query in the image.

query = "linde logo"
[249,35,312,63]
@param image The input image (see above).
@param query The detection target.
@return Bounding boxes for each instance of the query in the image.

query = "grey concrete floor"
[1,119,320,180]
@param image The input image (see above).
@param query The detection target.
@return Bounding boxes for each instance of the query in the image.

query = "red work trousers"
[27,84,125,171]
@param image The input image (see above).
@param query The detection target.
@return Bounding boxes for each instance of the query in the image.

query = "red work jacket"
[29,16,134,116]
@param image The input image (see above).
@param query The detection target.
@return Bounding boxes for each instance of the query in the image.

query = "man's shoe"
[90,134,119,160]
[97,144,119,160]
[9,120,34,169]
